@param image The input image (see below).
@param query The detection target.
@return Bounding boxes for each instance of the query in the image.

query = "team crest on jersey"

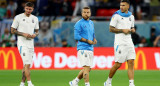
[32,19,34,23]
[129,18,131,21]
[23,19,25,21]
[112,17,114,20]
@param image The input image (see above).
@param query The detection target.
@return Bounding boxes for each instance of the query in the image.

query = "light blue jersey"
[74,18,95,51]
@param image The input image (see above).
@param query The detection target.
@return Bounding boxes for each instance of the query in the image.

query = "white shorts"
[18,46,34,66]
[78,50,93,68]
[114,44,136,63]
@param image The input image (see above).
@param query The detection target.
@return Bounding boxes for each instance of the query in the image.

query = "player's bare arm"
[109,26,123,33]
[110,26,131,34]
[80,38,94,45]
[11,27,24,36]
[31,29,39,39]
[11,27,31,38]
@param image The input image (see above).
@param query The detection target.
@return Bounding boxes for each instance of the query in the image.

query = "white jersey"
[11,13,39,48]
[110,14,134,45]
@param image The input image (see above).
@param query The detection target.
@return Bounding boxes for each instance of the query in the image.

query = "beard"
[82,15,90,20]
[25,12,31,16]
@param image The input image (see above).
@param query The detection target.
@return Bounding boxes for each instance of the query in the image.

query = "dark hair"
[83,7,90,10]
[82,7,91,13]
[25,2,34,8]
[151,26,156,33]
[121,0,130,4]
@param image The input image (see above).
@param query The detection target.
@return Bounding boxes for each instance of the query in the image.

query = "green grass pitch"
[0,70,159,86]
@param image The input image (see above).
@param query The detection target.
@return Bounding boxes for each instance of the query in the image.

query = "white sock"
[85,82,90,86]
[74,77,80,83]
[20,82,25,85]
[27,81,32,84]
[107,77,112,84]
[129,80,134,85]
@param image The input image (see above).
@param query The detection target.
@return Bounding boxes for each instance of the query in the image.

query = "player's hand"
[122,29,131,34]
[23,33,31,38]
[87,40,94,45]
[93,39,97,44]
[30,34,36,39]
[131,28,135,33]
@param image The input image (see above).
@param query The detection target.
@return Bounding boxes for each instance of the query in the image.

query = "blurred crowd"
[1,22,160,47]
[0,20,73,47]
[0,0,160,20]
[0,0,160,47]
[131,26,160,47]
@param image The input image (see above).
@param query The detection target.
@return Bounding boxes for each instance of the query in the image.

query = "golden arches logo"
[0,50,17,70]
[125,50,147,70]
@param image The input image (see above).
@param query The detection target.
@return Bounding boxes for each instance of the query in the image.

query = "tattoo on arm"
[109,26,123,33]
[11,28,24,36]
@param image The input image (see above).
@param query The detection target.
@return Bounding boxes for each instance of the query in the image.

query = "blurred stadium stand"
[1,19,160,47]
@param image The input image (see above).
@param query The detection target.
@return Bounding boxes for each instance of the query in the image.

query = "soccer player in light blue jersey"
[69,7,97,86]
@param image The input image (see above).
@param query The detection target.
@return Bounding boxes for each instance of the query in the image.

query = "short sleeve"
[110,14,118,27]
[35,17,39,29]
[11,16,19,29]
[131,16,135,28]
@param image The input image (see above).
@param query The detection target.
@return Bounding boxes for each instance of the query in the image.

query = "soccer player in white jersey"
[11,2,39,86]
[104,0,136,86]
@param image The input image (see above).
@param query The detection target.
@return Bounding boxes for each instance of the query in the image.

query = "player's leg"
[20,67,26,86]
[69,68,91,86]
[77,68,91,79]
[77,69,84,79]
[24,64,34,86]
[83,66,91,86]
[69,50,92,86]
[69,69,84,86]
[109,62,122,78]
[69,50,83,86]
[110,44,125,77]
[104,62,122,86]
[69,69,83,86]
[127,46,136,86]
[127,59,135,86]
[83,51,93,86]
[18,46,26,86]
[22,67,26,82]
[104,45,127,86]
[24,64,31,81]
[24,48,34,86]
